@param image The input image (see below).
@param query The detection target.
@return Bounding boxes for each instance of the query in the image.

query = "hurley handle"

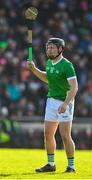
[25,7,38,62]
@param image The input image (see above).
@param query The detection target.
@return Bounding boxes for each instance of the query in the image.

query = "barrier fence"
[0,116,92,149]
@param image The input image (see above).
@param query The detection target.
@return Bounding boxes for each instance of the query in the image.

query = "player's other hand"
[58,102,68,114]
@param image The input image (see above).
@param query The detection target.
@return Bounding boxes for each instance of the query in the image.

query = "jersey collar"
[51,55,63,65]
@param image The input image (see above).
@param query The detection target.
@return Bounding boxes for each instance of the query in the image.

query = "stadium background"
[0,0,92,149]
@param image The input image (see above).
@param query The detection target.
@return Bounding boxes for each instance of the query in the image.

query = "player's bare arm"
[28,61,48,84]
[58,78,78,113]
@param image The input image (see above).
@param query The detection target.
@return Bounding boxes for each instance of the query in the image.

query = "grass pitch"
[0,149,92,179]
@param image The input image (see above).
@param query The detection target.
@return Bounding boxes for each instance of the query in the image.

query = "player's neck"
[52,54,63,63]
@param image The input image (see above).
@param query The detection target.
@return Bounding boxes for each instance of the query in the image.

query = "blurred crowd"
[0,0,92,118]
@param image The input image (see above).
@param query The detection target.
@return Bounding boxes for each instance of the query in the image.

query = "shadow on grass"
[0,171,60,178]
[0,174,12,177]
[23,171,62,176]
[0,173,35,177]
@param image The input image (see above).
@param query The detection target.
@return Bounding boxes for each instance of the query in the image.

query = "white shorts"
[45,98,74,122]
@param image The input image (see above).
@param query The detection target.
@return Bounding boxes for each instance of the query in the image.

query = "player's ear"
[59,46,63,52]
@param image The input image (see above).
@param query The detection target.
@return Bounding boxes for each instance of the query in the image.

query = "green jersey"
[46,57,76,101]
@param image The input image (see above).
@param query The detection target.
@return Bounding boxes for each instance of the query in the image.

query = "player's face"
[46,43,60,59]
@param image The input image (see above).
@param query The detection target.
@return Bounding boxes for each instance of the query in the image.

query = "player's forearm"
[64,87,78,105]
[31,66,48,83]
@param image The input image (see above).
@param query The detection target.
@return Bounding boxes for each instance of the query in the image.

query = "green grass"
[0,149,92,179]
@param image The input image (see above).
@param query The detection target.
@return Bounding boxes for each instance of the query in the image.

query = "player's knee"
[61,132,71,143]
[44,131,54,141]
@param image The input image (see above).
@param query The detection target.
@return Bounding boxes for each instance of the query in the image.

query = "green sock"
[68,157,75,169]
[47,154,54,166]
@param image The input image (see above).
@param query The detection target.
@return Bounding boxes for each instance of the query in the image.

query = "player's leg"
[59,121,75,172]
[35,121,58,172]
[44,121,59,164]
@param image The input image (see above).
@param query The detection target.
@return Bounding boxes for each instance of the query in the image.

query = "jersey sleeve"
[65,63,76,80]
